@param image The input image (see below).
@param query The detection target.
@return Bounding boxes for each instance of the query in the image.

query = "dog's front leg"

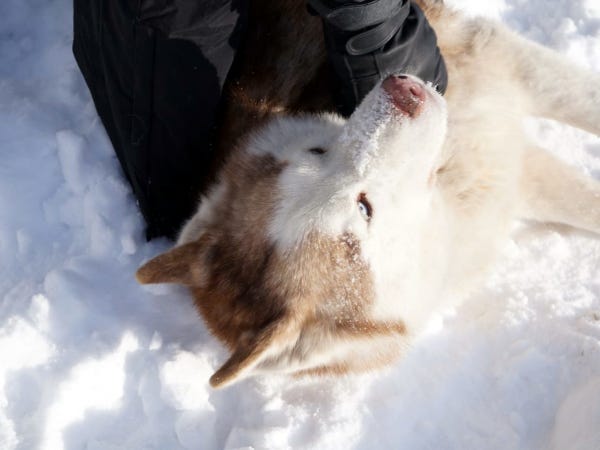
[518,147,600,234]
[501,29,600,136]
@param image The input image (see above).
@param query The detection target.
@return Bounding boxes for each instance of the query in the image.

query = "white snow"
[1,0,600,449]
[340,88,392,176]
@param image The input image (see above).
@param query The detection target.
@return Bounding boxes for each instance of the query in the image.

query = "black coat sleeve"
[307,0,448,116]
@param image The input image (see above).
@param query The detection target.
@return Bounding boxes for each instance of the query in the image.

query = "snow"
[340,88,392,176]
[1,0,599,449]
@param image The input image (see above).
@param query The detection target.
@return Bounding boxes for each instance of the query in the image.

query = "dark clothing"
[73,0,446,239]
[309,0,447,115]
[73,0,248,239]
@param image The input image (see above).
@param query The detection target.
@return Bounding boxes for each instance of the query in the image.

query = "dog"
[136,0,600,388]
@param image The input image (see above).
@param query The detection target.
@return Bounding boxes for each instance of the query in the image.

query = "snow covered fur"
[136,0,600,388]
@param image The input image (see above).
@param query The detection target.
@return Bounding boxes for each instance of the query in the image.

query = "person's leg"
[73,0,248,239]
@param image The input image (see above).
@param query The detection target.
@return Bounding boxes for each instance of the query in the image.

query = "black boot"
[308,0,448,116]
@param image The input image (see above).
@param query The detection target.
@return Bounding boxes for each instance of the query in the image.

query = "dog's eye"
[357,193,372,221]
[308,147,326,155]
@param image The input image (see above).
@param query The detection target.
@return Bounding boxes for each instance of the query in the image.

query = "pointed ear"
[136,239,210,286]
[210,318,297,388]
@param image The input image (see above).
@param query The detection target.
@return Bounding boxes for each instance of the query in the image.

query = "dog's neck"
[213,0,334,165]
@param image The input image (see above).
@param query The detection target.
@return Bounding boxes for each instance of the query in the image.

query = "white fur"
[256,79,452,331]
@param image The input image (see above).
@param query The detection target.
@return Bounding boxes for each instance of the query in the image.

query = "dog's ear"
[136,238,211,286]
[210,317,298,388]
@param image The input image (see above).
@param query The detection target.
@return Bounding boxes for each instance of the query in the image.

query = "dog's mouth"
[382,75,428,118]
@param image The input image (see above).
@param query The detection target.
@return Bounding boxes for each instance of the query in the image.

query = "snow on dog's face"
[137,75,448,387]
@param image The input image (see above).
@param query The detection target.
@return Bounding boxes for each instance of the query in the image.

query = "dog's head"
[137,75,449,387]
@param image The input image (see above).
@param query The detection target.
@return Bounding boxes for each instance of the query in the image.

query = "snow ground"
[1,0,600,449]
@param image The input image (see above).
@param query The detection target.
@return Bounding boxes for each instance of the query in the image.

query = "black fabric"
[308,0,448,116]
[308,0,405,31]
[73,0,248,239]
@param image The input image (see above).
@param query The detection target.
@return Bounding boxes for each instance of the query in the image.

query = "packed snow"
[1,0,600,449]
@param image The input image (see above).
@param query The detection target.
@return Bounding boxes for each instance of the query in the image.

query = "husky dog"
[136,0,600,388]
